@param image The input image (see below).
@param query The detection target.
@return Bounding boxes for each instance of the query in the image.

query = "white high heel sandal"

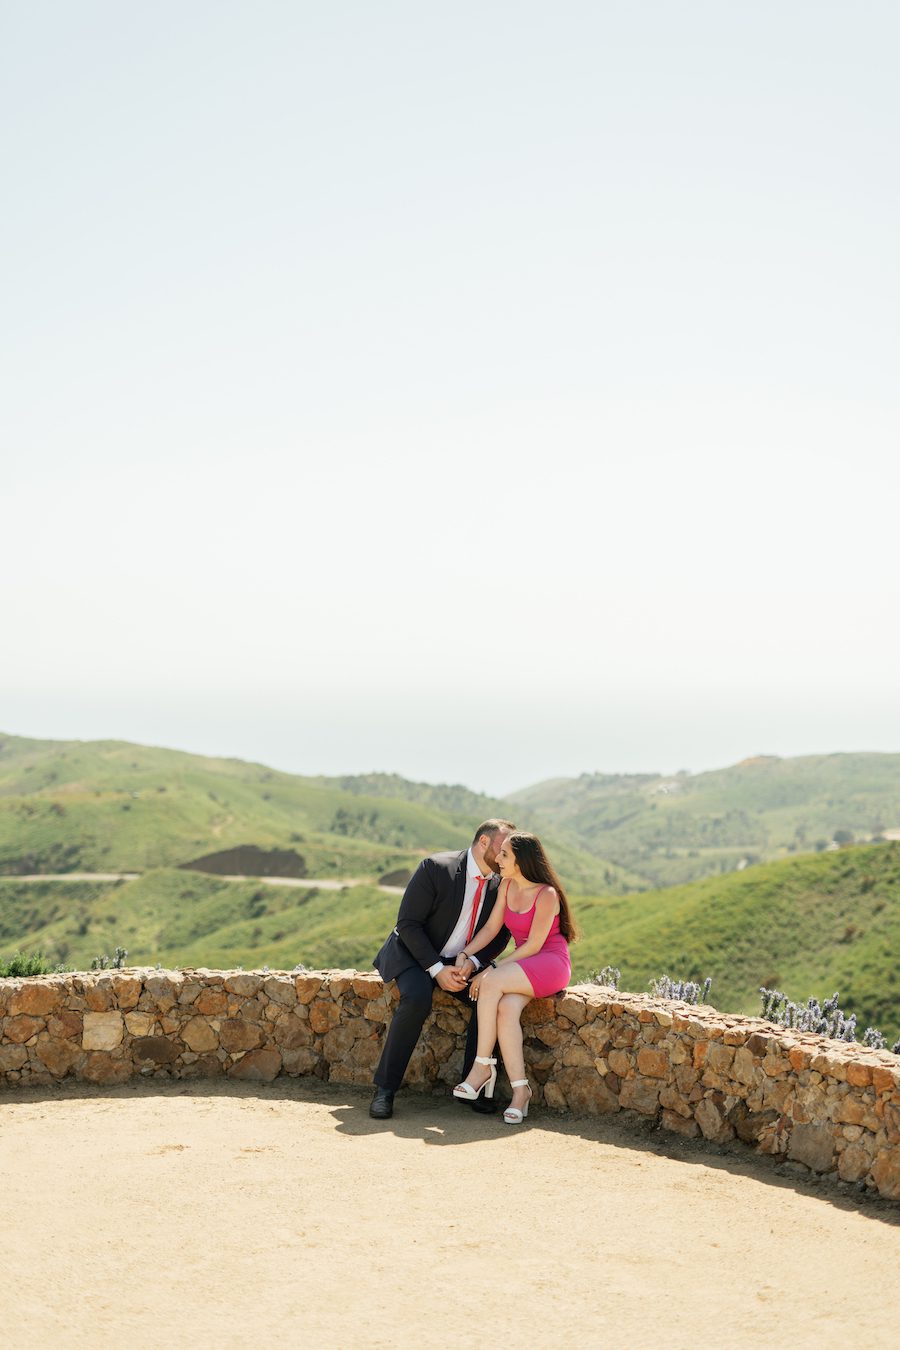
[503,1080,532,1124]
[453,1056,497,1101]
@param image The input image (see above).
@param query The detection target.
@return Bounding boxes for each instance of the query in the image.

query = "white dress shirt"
[427,848,490,979]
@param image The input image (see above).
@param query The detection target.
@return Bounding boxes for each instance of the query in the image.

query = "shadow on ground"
[2,1075,898,1228]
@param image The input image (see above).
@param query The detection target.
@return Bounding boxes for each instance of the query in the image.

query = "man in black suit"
[370,818,516,1119]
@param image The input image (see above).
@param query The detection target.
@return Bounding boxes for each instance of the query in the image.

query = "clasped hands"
[434,955,485,999]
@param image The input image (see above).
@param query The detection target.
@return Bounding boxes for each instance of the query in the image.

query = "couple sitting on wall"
[371,820,578,1124]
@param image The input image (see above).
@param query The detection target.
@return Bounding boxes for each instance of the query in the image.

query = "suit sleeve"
[395,858,445,971]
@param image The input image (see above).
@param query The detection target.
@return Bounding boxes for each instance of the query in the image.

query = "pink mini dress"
[504,882,571,998]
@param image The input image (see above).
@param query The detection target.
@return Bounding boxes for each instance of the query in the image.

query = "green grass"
[510,752,900,887]
[3,841,898,1045]
[0,732,625,895]
[0,869,398,974]
[569,840,900,1041]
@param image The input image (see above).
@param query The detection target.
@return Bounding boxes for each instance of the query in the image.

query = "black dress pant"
[374,963,485,1092]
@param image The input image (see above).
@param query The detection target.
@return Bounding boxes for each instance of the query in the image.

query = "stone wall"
[2,969,898,1201]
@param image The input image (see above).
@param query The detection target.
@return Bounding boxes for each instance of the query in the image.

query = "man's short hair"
[471,818,516,846]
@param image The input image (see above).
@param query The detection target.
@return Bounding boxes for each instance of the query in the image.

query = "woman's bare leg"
[458,964,534,1092]
[497,992,531,1114]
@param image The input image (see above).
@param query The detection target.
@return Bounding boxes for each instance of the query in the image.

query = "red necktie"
[465,875,487,945]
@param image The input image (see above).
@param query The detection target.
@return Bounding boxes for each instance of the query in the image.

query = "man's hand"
[435,966,468,992]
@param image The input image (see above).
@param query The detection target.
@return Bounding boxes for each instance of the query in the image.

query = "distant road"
[2,872,404,895]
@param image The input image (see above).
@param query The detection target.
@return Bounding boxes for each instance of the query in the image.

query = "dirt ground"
[1,1079,898,1349]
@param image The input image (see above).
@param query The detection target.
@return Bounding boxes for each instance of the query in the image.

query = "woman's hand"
[468,971,486,1001]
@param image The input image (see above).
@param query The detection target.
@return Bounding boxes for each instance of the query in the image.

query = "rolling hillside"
[2,842,897,1043]
[510,753,900,887]
[573,840,900,1040]
[0,733,622,893]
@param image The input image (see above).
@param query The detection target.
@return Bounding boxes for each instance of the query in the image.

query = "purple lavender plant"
[649,974,714,1006]
[759,987,890,1051]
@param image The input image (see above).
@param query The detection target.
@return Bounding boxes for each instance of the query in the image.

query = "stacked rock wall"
[2,969,898,1201]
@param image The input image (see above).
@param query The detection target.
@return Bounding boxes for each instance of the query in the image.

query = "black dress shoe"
[471,1094,498,1115]
[369,1088,395,1119]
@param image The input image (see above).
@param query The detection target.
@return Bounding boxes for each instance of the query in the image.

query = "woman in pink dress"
[452,832,577,1123]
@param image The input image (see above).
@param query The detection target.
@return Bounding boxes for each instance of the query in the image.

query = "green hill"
[570,840,900,1041]
[0,732,623,893]
[2,842,897,1043]
[510,753,900,887]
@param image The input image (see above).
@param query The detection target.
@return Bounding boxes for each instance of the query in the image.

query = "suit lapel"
[435,850,469,951]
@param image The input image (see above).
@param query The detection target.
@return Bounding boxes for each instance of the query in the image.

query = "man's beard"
[483,841,500,872]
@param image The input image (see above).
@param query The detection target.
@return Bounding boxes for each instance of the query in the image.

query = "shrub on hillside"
[0,950,57,977]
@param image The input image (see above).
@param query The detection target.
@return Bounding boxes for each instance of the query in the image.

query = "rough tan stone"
[81,1051,132,1084]
[308,1000,341,1034]
[282,1046,321,1076]
[124,1012,156,1037]
[322,1025,356,1060]
[36,1036,81,1076]
[562,1042,594,1068]
[845,1061,873,1089]
[620,1077,660,1115]
[262,976,296,1006]
[4,1015,44,1043]
[180,1052,222,1079]
[554,1066,619,1114]
[578,1023,612,1056]
[346,1036,381,1071]
[727,1047,755,1085]
[351,974,382,999]
[834,1097,866,1126]
[143,973,183,1010]
[112,975,143,1009]
[706,1042,734,1074]
[195,989,228,1016]
[557,994,587,1027]
[84,985,114,1012]
[227,1048,282,1081]
[132,1036,181,1065]
[695,1096,731,1142]
[8,982,63,1016]
[82,1011,124,1051]
[176,1017,216,1053]
[872,1065,898,1094]
[219,1019,262,1053]
[661,1108,700,1137]
[46,1010,82,1040]
[0,1044,28,1072]
[608,1049,631,1077]
[543,1080,568,1111]
[788,1122,835,1173]
[275,1013,313,1050]
[222,973,261,997]
[838,1141,873,1183]
[636,1047,668,1079]
[871,1148,900,1199]
[293,973,324,1003]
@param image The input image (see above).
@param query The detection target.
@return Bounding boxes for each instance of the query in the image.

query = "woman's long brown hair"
[507,832,578,943]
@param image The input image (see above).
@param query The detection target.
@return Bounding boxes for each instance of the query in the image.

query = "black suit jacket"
[373,849,510,982]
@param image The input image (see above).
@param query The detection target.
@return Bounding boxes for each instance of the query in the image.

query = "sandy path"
[7,873,404,892]
[1,1080,897,1349]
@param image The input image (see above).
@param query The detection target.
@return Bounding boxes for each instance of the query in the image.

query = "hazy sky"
[3,2,899,795]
